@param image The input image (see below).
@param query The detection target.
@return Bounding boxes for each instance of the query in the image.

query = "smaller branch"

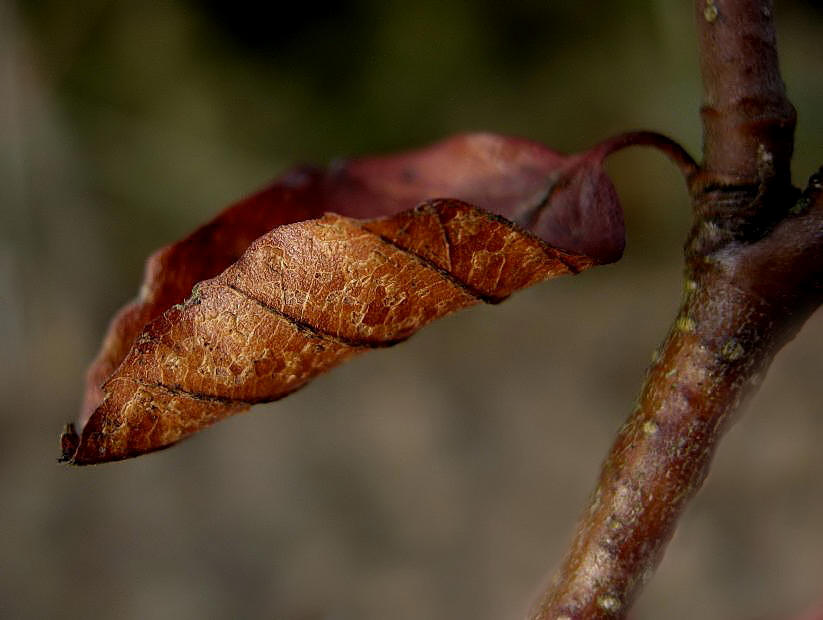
[696,0,795,181]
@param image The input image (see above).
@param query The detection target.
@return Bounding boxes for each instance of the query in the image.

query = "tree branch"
[696,0,795,181]
[528,171,822,620]
[527,2,822,618]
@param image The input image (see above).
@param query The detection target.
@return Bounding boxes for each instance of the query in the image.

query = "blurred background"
[2,1,823,618]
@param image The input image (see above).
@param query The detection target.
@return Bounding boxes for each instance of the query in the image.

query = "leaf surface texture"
[66,133,624,464]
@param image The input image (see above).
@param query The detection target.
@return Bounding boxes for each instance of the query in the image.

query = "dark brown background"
[2,1,822,618]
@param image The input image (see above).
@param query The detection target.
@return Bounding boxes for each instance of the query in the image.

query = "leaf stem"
[593,131,699,180]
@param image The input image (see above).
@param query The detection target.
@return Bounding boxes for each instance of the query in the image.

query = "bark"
[528,1,822,618]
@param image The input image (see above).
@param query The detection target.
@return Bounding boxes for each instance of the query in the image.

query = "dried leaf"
[65,132,624,464]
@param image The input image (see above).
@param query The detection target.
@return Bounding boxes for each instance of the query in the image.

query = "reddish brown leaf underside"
[67,133,624,464]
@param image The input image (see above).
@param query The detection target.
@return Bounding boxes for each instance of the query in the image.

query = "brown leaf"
[65,133,624,464]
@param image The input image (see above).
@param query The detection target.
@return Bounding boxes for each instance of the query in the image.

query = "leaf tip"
[58,423,80,464]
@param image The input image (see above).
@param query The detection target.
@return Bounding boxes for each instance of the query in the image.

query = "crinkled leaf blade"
[66,133,624,464]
